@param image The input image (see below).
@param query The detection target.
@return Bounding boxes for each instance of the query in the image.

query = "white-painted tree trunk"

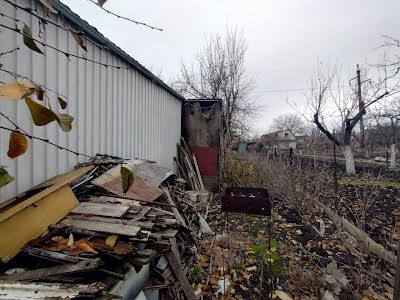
[341,144,356,175]
[388,144,397,171]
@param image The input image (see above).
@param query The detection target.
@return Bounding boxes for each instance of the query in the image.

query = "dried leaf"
[0,81,36,100]
[24,96,57,126]
[274,290,294,300]
[121,166,134,193]
[55,113,74,132]
[75,240,98,255]
[98,0,107,7]
[39,0,58,14]
[48,244,66,251]
[51,236,65,242]
[71,32,87,51]
[35,86,45,101]
[0,167,14,189]
[57,97,67,109]
[239,284,249,291]
[7,131,28,159]
[67,232,74,247]
[22,24,44,54]
[106,235,118,248]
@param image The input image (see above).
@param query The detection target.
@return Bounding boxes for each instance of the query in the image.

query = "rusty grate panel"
[221,187,271,216]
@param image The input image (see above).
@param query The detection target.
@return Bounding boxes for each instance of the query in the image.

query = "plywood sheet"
[72,202,129,218]
[0,166,93,222]
[92,164,161,202]
[0,186,79,263]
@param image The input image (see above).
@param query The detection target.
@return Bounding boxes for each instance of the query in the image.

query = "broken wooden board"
[0,281,105,299]
[0,185,79,263]
[23,246,88,263]
[162,187,187,227]
[166,251,196,300]
[71,202,129,218]
[65,215,154,230]
[0,258,103,281]
[89,196,141,207]
[59,219,141,237]
[0,166,92,222]
[92,163,162,202]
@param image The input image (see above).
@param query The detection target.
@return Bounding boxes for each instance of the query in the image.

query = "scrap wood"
[162,187,187,228]
[59,219,141,237]
[317,200,397,266]
[0,166,92,223]
[0,258,103,281]
[92,163,162,202]
[165,250,196,300]
[22,246,89,263]
[97,192,176,208]
[71,202,129,218]
[65,214,154,230]
[0,281,107,299]
[0,185,79,263]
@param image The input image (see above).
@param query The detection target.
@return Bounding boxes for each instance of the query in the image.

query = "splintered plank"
[166,251,196,300]
[0,258,103,281]
[162,187,187,227]
[66,215,154,230]
[71,202,129,218]
[59,219,140,237]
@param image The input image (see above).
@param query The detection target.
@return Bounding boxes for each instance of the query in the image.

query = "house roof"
[261,130,296,142]
[52,0,185,101]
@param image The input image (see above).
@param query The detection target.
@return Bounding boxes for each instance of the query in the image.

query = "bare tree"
[271,113,307,136]
[174,27,257,150]
[307,63,395,174]
[372,100,400,170]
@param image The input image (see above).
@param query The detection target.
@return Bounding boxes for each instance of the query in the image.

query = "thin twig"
[0,47,19,57]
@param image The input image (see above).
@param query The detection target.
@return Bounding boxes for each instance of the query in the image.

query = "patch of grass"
[249,240,283,273]
[234,261,246,272]
[190,265,204,284]
[339,178,400,190]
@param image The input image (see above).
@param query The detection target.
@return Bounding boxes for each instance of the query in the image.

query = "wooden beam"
[0,258,103,281]
[71,202,129,218]
[166,251,196,300]
[161,187,187,228]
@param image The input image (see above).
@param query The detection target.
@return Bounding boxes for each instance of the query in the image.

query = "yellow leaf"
[0,167,14,189]
[274,290,294,300]
[56,113,74,132]
[39,0,58,14]
[51,236,65,242]
[121,165,134,193]
[0,81,35,100]
[106,235,118,247]
[25,97,57,126]
[22,24,44,55]
[7,131,28,159]
[75,240,98,255]
[67,232,74,247]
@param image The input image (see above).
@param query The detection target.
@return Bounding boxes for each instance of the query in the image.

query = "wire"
[85,0,163,31]
[0,47,20,57]
[0,68,68,99]
[0,22,130,70]
[0,124,93,158]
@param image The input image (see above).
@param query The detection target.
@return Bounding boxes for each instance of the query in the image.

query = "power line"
[0,22,130,70]
[85,0,163,31]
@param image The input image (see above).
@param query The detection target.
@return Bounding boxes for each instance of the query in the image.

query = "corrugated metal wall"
[0,0,182,202]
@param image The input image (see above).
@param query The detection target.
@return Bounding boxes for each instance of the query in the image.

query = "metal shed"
[0,0,184,201]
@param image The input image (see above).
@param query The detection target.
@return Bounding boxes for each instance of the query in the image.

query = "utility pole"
[356,65,366,152]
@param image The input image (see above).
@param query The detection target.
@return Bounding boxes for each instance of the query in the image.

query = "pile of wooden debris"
[0,151,211,299]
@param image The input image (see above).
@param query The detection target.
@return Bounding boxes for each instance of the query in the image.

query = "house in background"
[260,130,297,151]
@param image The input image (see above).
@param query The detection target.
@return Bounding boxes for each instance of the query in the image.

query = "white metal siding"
[0,0,182,201]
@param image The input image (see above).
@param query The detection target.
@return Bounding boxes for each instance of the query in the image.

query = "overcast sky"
[61,0,400,134]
